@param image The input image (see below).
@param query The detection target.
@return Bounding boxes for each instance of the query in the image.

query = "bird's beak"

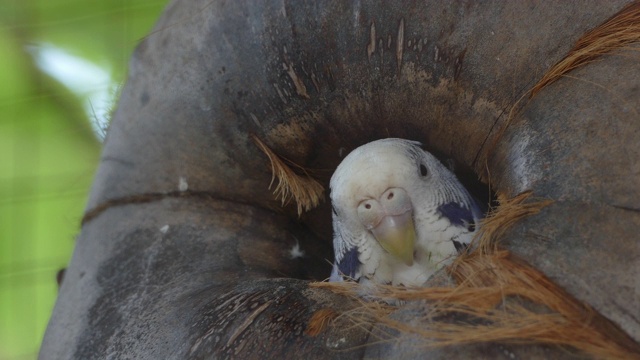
[371,212,416,266]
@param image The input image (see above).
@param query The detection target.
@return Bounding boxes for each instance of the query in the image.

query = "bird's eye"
[419,164,428,177]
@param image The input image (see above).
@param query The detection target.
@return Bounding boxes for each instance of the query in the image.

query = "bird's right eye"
[419,164,428,177]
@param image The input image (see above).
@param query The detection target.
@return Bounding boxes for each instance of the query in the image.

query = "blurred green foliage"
[0,1,168,358]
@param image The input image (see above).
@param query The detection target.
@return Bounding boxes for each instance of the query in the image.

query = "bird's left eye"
[419,164,428,177]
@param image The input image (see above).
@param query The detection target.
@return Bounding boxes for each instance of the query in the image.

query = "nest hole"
[277,142,497,283]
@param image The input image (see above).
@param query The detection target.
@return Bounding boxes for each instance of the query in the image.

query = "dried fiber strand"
[531,1,640,97]
[484,2,640,176]
[469,191,553,255]
[252,135,324,216]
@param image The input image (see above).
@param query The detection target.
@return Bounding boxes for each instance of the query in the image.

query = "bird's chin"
[371,212,416,266]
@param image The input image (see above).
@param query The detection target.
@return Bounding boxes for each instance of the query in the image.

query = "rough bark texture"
[41,1,639,359]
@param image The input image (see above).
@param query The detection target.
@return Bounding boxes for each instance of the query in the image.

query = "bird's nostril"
[387,192,394,200]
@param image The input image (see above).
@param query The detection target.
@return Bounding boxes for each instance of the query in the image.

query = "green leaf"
[0,1,168,358]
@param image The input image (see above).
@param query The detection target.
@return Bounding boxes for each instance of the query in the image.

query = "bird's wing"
[436,201,480,251]
[333,247,360,280]
[330,215,362,281]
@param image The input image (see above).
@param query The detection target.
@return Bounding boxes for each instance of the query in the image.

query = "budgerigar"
[329,138,483,286]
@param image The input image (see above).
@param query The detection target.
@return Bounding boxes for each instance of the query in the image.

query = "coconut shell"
[41,1,640,359]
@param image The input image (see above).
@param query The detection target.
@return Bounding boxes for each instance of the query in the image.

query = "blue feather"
[337,247,360,279]
[437,202,476,230]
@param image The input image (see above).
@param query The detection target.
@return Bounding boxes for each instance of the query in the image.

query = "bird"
[329,138,483,286]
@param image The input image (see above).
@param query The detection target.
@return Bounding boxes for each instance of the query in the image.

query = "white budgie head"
[330,138,481,285]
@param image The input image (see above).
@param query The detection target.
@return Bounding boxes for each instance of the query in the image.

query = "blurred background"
[0,1,168,358]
